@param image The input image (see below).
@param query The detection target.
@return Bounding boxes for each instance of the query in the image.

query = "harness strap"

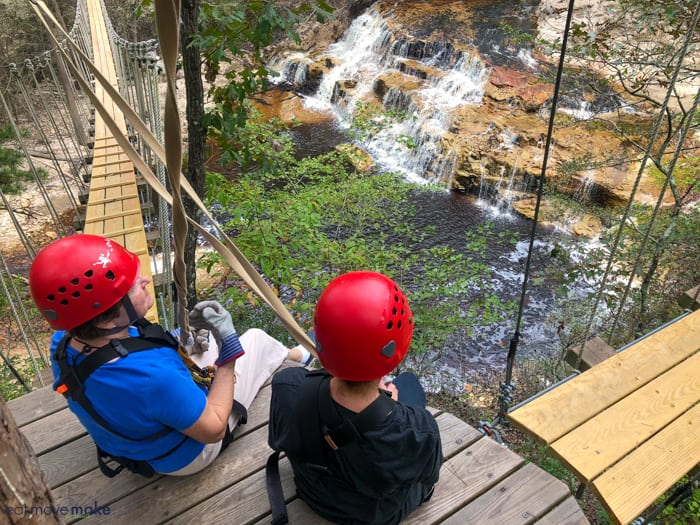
[266,370,397,525]
[54,320,182,444]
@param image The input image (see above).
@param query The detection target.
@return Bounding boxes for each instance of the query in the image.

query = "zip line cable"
[486,0,577,431]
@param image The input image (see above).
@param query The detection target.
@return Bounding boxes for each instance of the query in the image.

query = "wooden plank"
[7,385,65,427]
[535,496,590,525]
[678,285,700,311]
[39,435,97,489]
[434,411,484,458]
[508,309,700,444]
[550,351,700,481]
[53,468,157,524]
[168,455,297,525]
[279,497,333,525]
[565,336,615,371]
[21,407,86,455]
[96,158,134,169]
[234,383,273,438]
[84,208,143,223]
[403,436,526,524]
[76,425,274,524]
[591,403,700,525]
[441,462,570,525]
[87,193,140,205]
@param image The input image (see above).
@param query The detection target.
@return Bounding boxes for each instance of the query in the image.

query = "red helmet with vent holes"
[29,234,140,330]
[313,271,414,381]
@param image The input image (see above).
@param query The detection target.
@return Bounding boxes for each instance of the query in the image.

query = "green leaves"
[0,124,42,194]
[201,114,516,353]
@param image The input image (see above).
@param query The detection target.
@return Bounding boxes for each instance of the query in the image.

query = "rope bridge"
[2,0,315,357]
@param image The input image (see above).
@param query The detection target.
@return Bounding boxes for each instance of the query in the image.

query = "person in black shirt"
[269,271,443,525]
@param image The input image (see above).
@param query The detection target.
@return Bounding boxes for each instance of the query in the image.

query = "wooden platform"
[8,363,589,525]
[508,309,700,525]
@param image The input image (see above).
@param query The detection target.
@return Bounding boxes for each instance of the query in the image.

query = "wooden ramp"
[508,309,700,525]
[8,363,589,525]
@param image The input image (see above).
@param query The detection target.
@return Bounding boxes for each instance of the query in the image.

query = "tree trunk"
[0,398,60,525]
[181,0,206,308]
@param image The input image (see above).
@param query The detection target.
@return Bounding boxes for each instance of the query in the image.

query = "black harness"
[54,319,196,477]
[266,370,397,525]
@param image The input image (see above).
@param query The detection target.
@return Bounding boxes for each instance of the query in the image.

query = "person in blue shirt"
[29,234,309,476]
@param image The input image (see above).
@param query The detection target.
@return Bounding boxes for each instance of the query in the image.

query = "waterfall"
[270,5,490,185]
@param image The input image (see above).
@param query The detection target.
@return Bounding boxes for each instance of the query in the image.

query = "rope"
[29,0,316,354]
[0,249,48,381]
[1,68,66,239]
[575,0,700,367]
[608,82,700,342]
[153,0,189,334]
[493,0,577,425]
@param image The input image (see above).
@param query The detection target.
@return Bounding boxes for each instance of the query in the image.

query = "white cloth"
[165,328,288,476]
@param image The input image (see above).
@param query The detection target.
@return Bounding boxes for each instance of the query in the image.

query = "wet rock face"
[267,0,661,214]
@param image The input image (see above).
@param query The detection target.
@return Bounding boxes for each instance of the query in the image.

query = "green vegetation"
[0,124,42,194]
[0,354,34,400]
[198,109,517,360]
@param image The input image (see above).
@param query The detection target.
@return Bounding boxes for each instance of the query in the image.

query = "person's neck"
[330,377,380,413]
[71,327,130,353]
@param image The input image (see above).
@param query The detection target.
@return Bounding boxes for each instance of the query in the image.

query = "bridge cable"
[608,82,700,344]
[40,51,90,189]
[25,57,81,214]
[1,68,65,239]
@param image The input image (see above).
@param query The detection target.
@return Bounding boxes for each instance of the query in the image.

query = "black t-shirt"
[269,367,444,525]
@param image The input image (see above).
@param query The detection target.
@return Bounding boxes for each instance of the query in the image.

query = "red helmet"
[29,235,140,330]
[313,271,414,381]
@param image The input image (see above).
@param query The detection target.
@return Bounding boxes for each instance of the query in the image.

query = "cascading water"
[270,5,489,186]
[266,2,600,385]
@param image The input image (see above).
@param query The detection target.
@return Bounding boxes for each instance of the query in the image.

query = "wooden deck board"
[6,384,65,427]
[550,351,700,480]
[507,310,700,524]
[536,497,590,525]
[9,367,589,524]
[508,309,700,445]
[22,407,86,455]
[591,403,700,525]
[441,462,570,525]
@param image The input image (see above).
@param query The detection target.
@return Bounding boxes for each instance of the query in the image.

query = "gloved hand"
[189,328,210,355]
[189,301,244,366]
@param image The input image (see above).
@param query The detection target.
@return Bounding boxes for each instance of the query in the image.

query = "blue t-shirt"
[50,327,208,473]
